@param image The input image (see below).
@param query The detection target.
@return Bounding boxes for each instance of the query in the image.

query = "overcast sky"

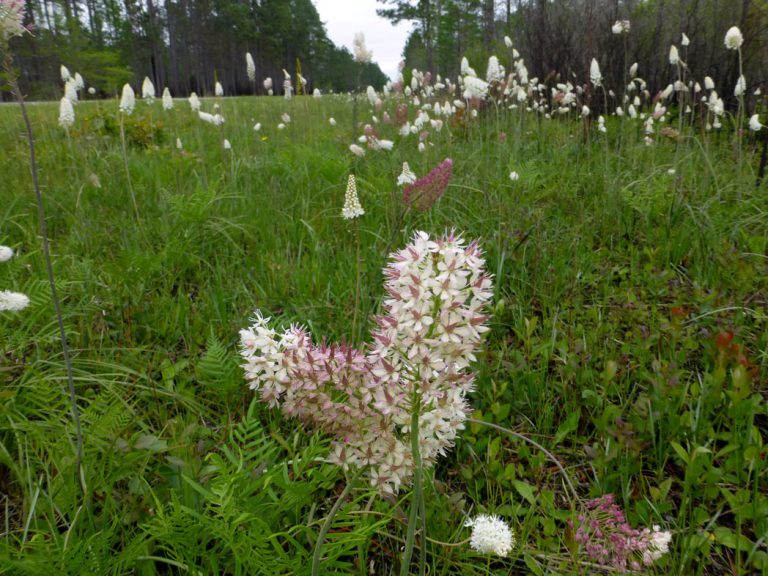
[312,0,411,80]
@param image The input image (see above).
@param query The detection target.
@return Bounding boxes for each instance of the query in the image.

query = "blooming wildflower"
[612,20,630,34]
[263,77,273,92]
[509,171,520,181]
[749,114,763,131]
[582,105,590,117]
[60,65,71,82]
[465,515,515,557]
[199,111,225,126]
[504,35,513,48]
[629,62,638,78]
[88,87,95,95]
[329,117,337,126]
[281,112,291,124]
[58,96,74,128]
[681,33,690,46]
[246,52,256,81]
[402,158,452,211]
[0,290,29,312]
[176,137,183,150]
[462,76,489,100]
[313,88,321,98]
[704,76,715,90]
[0,245,12,262]
[0,0,28,46]
[486,55,505,84]
[349,143,365,157]
[188,92,201,111]
[734,75,746,97]
[669,45,679,65]
[418,142,426,153]
[142,76,155,102]
[590,58,602,87]
[215,81,224,97]
[253,122,261,131]
[223,139,231,150]
[342,174,364,220]
[397,162,417,186]
[460,56,476,77]
[64,78,78,102]
[353,32,373,63]
[724,26,743,50]
[240,231,493,494]
[119,84,135,115]
[162,87,173,110]
[277,123,286,130]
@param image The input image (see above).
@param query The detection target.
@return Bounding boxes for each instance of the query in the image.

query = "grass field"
[1,91,767,574]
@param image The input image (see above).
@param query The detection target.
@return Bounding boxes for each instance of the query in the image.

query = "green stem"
[400,396,423,576]
[311,471,360,576]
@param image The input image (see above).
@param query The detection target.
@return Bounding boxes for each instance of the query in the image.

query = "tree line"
[4,0,388,100]
[378,0,767,101]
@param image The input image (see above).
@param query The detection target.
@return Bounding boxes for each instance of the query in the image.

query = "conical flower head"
[162,87,173,110]
[246,52,256,81]
[590,58,602,87]
[215,81,224,97]
[402,158,453,211]
[60,65,71,82]
[119,83,135,115]
[342,174,364,220]
[188,92,201,111]
[397,162,417,186]
[724,26,743,50]
[59,96,75,128]
[142,76,155,102]
[352,32,372,63]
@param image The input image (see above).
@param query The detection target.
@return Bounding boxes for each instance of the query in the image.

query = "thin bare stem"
[311,471,360,576]
[5,54,85,501]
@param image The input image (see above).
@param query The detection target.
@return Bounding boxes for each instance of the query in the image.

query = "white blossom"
[465,515,515,557]
[119,84,135,115]
[58,96,75,128]
[724,26,743,50]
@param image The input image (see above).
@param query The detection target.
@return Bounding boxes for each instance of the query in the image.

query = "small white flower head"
[0,245,13,262]
[188,92,201,111]
[462,76,489,100]
[724,26,743,50]
[58,96,75,128]
[668,168,676,175]
[504,35,513,48]
[612,20,630,34]
[629,62,638,78]
[418,142,426,153]
[73,73,84,90]
[329,117,337,126]
[581,104,590,117]
[352,32,373,63]
[509,171,520,181]
[681,33,690,46]
[60,65,71,82]
[486,55,505,84]
[0,290,30,312]
[465,515,515,557]
[142,76,156,102]
[397,162,417,186]
[263,77,273,91]
[734,75,746,97]
[313,88,322,98]
[246,52,256,81]
[590,58,602,87]
[176,137,183,150]
[215,81,224,97]
[253,122,261,132]
[704,76,715,90]
[119,83,135,115]
[277,122,286,130]
[349,143,365,157]
[162,87,173,110]
[223,139,231,150]
[669,45,680,65]
[342,174,364,220]
[64,78,78,102]
[281,112,291,124]
[88,86,96,95]
[754,88,761,95]
[749,114,763,131]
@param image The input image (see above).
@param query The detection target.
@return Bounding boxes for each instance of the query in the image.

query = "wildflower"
[199,111,225,126]
[253,122,261,131]
[0,0,28,46]
[465,515,515,557]
[0,245,12,262]
[246,52,256,81]
[504,35,513,48]
[0,290,29,312]
[669,45,679,65]
[119,83,135,115]
[61,65,71,82]
[329,117,337,126]
[734,75,746,97]
[162,87,173,110]
[462,76,489,100]
[629,62,638,78]
[313,88,321,98]
[590,58,602,87]
[724,26,743,50]
[353,32,373,63]
[58,96,74,128]
[402,158,452,211]
[581,105,590,117]
[64,79,78,102]
[277,123,286,130]
[263,77,273,95]
[704,76,715,90]
[509,171,520,181]
[749,114,763,131]
[349,143,365,157]
[176,137,182,150]
[681,33,690,46]
[223,139,231,150]
[597,116,607,133]
[612,20,630,34]
[486,55,505,84]
[142,76,155,102]
[214,81,224,97]
[281,113,291,124]
[418,142,426,153]
[342,174,364,220]
[88,87,95,95]
[397,162,417,186]
[188,92,201,111]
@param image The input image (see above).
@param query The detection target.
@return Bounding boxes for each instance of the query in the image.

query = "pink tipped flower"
[402,158,453,211]
[0,0,29,46]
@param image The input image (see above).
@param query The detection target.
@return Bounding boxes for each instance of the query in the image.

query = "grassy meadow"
[1,91,767,574]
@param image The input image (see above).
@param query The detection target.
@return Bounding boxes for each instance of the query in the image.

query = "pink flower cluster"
[240,231,493,493]
[402,158,453,211]
[0,0,27,46]
[568,494,672,572]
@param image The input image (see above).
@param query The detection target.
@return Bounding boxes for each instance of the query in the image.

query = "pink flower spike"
[402,158,453,211]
